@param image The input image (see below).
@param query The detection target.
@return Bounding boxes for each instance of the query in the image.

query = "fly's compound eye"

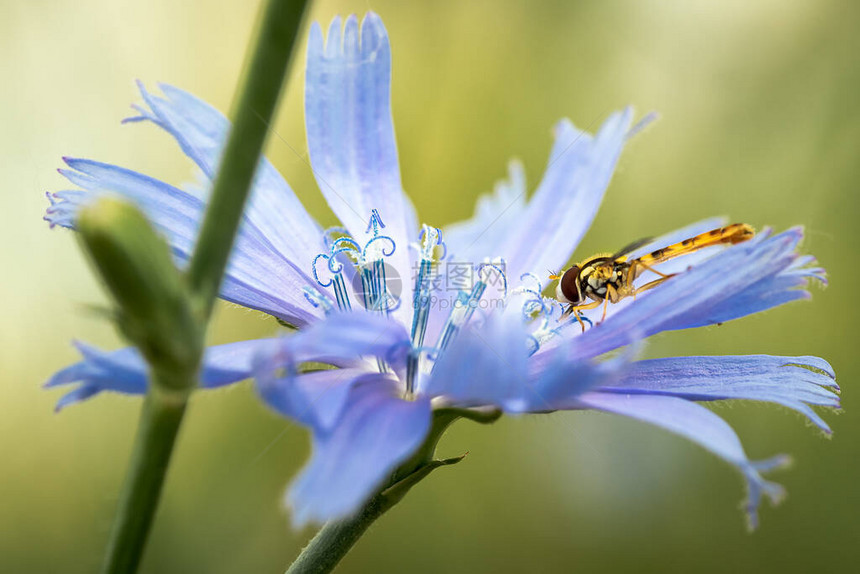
[559,265,583,304]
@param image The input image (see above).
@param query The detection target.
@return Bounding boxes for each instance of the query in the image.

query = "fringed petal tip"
[779,227,830,283]
[313,12,387,60]
[44,350,103,411]
[120,80,156,124]
[788,253,828,286]
[627,110,660,140]
[551,106,633,141]
[602,354,840,434]
[123,80,192,126]
[53,385,101,413]
[43,341,148,411]
[786,355,837,382]
[45,159,109,229]
[744,454,792,531]
[43,340,100,390]
[43,191,62,228]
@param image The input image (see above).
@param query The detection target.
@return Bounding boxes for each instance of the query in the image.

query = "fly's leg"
[563,300,601,332]
[627,261,675,300]
[635,260,673,278]
[632,275,676,298]
[573,309,585,332]
[561,304,586,332]
[602,284,619,322]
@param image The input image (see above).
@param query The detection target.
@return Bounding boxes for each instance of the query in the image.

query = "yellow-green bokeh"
[1,1,858,572]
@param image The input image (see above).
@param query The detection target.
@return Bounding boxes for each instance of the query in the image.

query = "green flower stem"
[285,407,502,574]
[98,1,308,572]
[101,387,188,574]
[188,0,308,317]
[285,493,392,574]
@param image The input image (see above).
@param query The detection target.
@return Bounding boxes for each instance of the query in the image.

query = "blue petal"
[45,158,324,326]
[305,13,417,324]
[515,345,634,412]
[287,376,432,526]
[577,392,790,530]
[126,82,324,268]
[569,228,823,360]
[255,312,412,379]
[499,109,633,279]
[45,339,277,410]
[257,367,372,431]
[424,313,529,410]
[442,161,527,262]
[598,355,839,432]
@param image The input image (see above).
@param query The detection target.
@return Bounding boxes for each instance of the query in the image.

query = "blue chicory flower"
[44,13,837,530]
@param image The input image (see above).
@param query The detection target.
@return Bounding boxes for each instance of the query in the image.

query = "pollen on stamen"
[322,226,353,248]
[361,234,396,264]
[311,230,363,312]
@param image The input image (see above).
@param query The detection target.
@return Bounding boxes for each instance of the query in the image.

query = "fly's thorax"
[581,260,629,301]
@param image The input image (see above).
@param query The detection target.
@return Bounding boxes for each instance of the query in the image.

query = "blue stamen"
[410,260,433,341]
[436,259,507,353]
[519,272,544,295]
[362,234,396,262]
[407,225,441,393]
[312,254,334,288]
[437,290,473,353]
[331,274,352,312]
[312,234,361,311]
[359,267,376,311]
[417,226,446,259]
[514,272,593,356]
[477,262,508,297]
[303,287,334,314]
[359,266,387,373]
[361,216,396,372]
[406,225,448,393]
[366,208,386,236]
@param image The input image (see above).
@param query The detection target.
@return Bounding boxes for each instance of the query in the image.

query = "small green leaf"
[381,453,468,505]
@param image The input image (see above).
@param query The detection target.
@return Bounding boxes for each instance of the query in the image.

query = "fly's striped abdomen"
[633,223,754,268]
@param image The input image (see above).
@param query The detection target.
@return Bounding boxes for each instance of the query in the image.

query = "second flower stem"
[188,0,308,317]
[101,389,188,574]
[98,1,309,572]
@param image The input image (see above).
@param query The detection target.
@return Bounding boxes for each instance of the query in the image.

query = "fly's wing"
[611,237,654,261]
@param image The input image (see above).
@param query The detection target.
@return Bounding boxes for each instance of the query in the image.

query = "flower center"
[308,211,398,373]
[307,210,398,316]
[308,211,524,394]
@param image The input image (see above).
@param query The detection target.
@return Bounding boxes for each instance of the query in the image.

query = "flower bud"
[76,197,201,391]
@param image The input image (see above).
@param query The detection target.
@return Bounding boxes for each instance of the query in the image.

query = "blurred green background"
[2,0,858,572]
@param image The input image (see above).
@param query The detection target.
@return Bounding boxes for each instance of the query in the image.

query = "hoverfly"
[550,223,755,331]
